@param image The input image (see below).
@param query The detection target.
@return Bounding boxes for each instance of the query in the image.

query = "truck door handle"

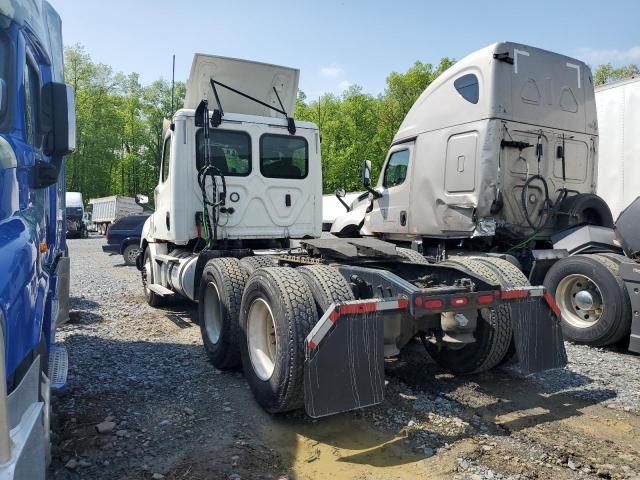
[285,194,291,207]
[400,211,407,226]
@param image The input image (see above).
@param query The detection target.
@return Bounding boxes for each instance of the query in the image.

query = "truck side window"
[161,136,171,182]
[196,129,251,176]
[260,134,308,179]
[23,60,40,146]
[454,74,479,104]
[383,149,410,188]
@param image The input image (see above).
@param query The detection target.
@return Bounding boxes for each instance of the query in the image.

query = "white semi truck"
[330,45,640,353]
[138,51,566,418]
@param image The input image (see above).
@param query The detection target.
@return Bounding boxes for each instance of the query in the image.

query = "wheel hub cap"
[574,290,595,310]
[556,274,604,329]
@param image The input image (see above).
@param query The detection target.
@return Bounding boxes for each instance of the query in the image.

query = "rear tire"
[239,267,317,413]
[142,249,165,308]
[543,254,631,346]
[396,247,429,265]
[428,257,512,373]
[470,256,530,365]
[239,256,278,276]
[123,244,141,266]
[297,265,355,314]
[198,258,246,370]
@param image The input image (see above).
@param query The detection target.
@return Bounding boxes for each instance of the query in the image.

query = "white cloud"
[338,80,353,91]
[320,66,343,78]
[576,46,640,66]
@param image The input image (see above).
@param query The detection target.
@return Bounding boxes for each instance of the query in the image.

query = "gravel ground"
[51,237,640,479]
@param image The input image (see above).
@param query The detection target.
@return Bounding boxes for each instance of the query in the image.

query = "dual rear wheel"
[198,259,351,412]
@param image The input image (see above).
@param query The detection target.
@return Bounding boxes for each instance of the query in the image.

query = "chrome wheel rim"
[203,281,223,344]
[556,274,604,329]
[247,298,277,381]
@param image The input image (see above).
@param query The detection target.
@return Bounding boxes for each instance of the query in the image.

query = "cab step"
[154,254,180,264]
[147,283,175,297]
[48,345,68,389]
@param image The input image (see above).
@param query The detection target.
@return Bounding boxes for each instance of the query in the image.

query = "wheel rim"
[127,247,140,264]
[556,274,604,329]
[247,298,277,381]
[203,281,223,344]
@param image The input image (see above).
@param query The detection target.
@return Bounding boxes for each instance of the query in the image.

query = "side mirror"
[41,82,76,158]
[30,83,76,189]
[135,194,149,205]
[361,160,372,187]
[335,187,350,212]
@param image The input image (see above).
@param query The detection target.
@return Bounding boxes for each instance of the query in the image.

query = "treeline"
[295,58,454,193]
[64,45,185,203]
[64,43,637,202]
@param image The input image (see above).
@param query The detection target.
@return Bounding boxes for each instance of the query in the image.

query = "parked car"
[102,214,150,266]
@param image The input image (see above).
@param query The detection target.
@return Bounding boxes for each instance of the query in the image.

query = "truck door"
[367,144,413,236]
[153,133,173,237]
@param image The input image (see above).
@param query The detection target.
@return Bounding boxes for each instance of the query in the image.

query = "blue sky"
[48,0,640,98]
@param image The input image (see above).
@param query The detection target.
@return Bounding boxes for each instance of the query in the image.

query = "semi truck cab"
[0,1,75,477]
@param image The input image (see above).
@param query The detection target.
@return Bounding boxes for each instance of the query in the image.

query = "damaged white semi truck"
[330,43,640,354]
[139,49,567,418]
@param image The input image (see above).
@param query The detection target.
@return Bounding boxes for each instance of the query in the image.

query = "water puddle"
[264,414,428,479]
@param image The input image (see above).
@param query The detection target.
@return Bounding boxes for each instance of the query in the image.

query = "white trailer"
[595,77,640,219]
[89,195,143,234]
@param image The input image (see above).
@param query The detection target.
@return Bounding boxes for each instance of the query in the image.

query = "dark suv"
[102,214,149,266]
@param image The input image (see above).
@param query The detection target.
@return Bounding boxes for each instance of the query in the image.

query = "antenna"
[171,54,175,114]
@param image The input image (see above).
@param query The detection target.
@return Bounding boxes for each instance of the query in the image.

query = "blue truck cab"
[0,0,75,477]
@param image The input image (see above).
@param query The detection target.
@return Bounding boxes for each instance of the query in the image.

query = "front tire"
[198,258,246,370]
[142,249,165,307]
[544,254,631,346]
[239,267,317,413]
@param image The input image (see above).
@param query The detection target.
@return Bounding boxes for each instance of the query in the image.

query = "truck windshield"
[66,207,83,218]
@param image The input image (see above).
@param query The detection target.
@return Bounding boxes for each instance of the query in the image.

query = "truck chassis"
[140,237,566,417]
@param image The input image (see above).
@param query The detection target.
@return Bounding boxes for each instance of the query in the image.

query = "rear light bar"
[414,286,550,312]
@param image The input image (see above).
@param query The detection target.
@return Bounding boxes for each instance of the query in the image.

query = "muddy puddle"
[264,414,435,479]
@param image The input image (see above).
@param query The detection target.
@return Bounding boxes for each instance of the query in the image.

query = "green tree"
[296,57,455,192]
[594,63,640,86]
[63,44,185,206]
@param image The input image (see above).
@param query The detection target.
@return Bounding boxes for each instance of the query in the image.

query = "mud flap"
[619,262,640,354]
[304,303,387,418]
[509,296,567,374]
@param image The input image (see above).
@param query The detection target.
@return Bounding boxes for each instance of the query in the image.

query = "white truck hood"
[184,53,299,118]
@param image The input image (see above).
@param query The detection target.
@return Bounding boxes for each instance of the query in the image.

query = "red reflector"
[501,289,529,300]
[414,296,424,307]
[423,298,444,310]
[543,291,561,317]
[451,296,469,307]
[476,294,496,305]
[338,302,377,316]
